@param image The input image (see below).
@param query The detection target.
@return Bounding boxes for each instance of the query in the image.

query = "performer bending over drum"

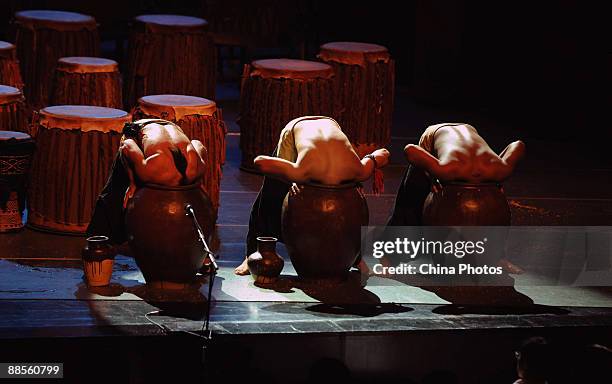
[388,122,525,226]
[235,115,390,276]
[87,119,208,244]
[386,123,525,273]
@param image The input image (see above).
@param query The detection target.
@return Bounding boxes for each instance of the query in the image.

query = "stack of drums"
[0,131,34,232]
[318,42,395,156]
[238,59,335,170]
[0,85,28,134]
[13,10,99,109]
[0,41,23,89]
[132,94,227,217]
[28,106,130,234]
[124,15,216,107]
[51,57,123,109]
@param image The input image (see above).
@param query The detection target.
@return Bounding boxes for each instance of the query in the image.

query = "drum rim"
[139,94,216,108]
[252,58,332,73]
[320,41,388,54]
[300,181,362,190]
[15,9,96,25]
[0,41,15,51]
[0,85,23,104]
[57,56,119,73]
[134,14,208,28]
[41,105,130,121]
[0,131,32,141]
[139,182,204,191]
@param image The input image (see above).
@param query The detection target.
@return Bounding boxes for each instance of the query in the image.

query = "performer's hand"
[123,184,136,209]
[289,183,303,197]
[370,148,390,168]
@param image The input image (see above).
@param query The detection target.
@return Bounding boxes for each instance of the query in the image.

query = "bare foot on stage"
[234,258,251,275]
[497,258,524,274]
[356,258,371,287]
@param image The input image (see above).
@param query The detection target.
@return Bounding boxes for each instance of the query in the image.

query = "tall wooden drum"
[0,131,34,232]
[124,15,216,108]
[238,59,335,170]
[0,41,23,89]
[51,57,122,109]
[318,42,395,156]
[0,85,28,134]
[13,10,99,109]
[132,94,227,216]
[28,106,130,234]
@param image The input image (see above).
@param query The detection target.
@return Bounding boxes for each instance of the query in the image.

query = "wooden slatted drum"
[132,94,226,217]
[0,131,34,232]
[124,15,216,108]
[13,10,99,109]
[51,57,122,109]
[0,85,28,134]
[318,42,395,156]
[28,105,130,234]
[238,58,335,171]
[0,41,24,89]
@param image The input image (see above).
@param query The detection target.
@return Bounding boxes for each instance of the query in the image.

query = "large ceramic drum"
[422,182,511,226]
[28,106,130,234]
[125,183,215,285]
[281,183,369,280]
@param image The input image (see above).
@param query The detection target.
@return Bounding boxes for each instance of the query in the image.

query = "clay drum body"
[282,183,368,280]
[125,183,214,285]
[422,182,511,226]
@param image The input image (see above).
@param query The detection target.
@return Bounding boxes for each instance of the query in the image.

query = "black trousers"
[87,152,130,244]
[245,151,290,257]
[386,164,432,226]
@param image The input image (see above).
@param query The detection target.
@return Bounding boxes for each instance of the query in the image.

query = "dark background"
[1,0,609,142]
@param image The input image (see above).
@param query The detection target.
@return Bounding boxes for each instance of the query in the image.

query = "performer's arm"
[186,140,207,183]
[404,144,458,181]
[253,155,311,183]
[357,148,390,181]
[119,139,146,207]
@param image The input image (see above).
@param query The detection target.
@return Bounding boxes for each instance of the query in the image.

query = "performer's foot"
[234,258,251,275]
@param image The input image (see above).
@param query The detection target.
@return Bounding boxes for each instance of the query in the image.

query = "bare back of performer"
[120,119,208,207]
[234,116,390,276]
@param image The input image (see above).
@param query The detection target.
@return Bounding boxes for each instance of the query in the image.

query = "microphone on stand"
[185,204,218,271]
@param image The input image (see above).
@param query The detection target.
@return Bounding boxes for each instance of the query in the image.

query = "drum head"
[135,14,208,28]
[15,10,96,30]
[40,106,130,133]
[0,131,31,142]
[251,59,333,80]
[0,41,15,51]
[0,85,23,105]
[319,42,390,66]
[57,57,119,73]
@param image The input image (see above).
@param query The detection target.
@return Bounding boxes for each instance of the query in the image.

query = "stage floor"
[1,85,612,340]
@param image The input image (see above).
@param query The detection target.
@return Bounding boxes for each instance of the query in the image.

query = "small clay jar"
[82,235,115,286]
[247,237,284,285]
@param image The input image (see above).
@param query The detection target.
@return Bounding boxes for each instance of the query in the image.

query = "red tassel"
[372,168,385,195]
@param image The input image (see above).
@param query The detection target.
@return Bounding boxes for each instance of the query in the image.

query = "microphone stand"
[185,204,218,373]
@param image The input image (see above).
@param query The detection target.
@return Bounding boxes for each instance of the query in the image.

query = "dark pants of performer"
[387,164,431,226]
[87,152,129,244]
[245,146,290,256]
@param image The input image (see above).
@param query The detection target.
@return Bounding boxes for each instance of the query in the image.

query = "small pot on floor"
[82,236,116,287]
[248,237,284,285]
